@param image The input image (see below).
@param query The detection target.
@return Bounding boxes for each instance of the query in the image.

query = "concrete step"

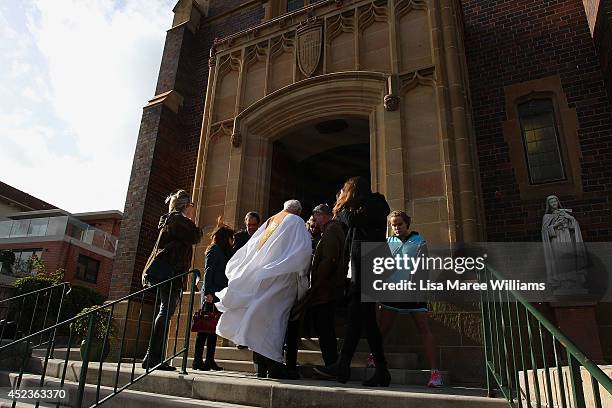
[30,348,434,386]
[297,338,416,353]
[169,357,449,386]
[0,372,259,408]
[225,337,416,353]
[35,346,419,369]
[186,347,417,368]
[25,358,506,408]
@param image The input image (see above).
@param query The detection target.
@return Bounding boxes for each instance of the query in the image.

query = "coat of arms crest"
[296,17,323,78]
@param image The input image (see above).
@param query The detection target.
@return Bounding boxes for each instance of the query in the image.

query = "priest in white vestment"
[215,200,311,375]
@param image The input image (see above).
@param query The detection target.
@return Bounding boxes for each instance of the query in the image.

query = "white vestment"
[215,214,311,362]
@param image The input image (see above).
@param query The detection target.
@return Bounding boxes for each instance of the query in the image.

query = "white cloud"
[0,0,174,213]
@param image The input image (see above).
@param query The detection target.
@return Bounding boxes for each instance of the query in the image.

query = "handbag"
[143,257,175,286]
[191,303,221,334]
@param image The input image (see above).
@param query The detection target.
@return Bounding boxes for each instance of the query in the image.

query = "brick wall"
[0,241,67,277]
[209,0,253,16]
[460,0,612,242]
[179,2,265,192]
[62,244,113,298]
[84,218,121,237]
[109,1,265,299]
[0,240,113,298]
[593,0,612,102]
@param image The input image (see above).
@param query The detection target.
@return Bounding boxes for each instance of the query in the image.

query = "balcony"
[0,215,118,254]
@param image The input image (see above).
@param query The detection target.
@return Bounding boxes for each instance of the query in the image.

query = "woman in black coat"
[193,222,234,371]
[142,189,202,371]
[318,176,391,386]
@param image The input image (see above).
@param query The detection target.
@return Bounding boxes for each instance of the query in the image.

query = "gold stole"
[257,219,279,251]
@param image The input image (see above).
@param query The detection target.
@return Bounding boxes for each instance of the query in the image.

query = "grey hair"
[283,199,302,215]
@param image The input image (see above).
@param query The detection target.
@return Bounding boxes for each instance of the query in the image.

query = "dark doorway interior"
[268,117,370,218]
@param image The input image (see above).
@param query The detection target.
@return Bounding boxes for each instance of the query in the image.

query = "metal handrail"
[480,265,612,408]
[2,269,200,408]
[1,282,71,352]
[0,282,70,304]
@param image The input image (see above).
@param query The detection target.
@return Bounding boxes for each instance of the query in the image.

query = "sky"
[0,0,175,213]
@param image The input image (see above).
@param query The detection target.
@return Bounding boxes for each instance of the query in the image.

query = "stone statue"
[541,195,588,296]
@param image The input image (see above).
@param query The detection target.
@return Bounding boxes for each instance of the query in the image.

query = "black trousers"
[194,332,218,362]
[286,302,338,368]
[340,293,385,365]
[144,281,181,364]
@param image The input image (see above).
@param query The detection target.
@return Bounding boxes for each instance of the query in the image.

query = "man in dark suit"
[232,212,261,254]
[286,204,346,373]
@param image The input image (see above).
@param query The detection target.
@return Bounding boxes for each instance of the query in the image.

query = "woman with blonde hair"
[141,189,202,371]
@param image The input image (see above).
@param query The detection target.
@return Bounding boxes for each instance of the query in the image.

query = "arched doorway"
[268,116,370,216]
[220,72,395,228]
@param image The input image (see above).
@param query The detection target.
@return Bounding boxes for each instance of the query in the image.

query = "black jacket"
[308,220,346,306]
[203,244,230,302]
[337,193,390,292]
[143,212,202,284]
[232,230,251,254]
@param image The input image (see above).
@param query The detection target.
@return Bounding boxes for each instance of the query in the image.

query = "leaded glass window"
[518,98,566,184]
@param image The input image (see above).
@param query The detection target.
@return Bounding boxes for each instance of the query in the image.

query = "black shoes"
[362,362,391,387]
[158,362,178,371]
[204,360,224,371]
[255,362,268,378]
[286,367,301,380]
[192,358,205,370]
[142,360,176,371]
[193,358,223,371]
[268,362,299,380]
[336,356,351,384]
[253,353,298,380]
[314,356,390,387]
[312,364,337,380]
[312,357,350,383]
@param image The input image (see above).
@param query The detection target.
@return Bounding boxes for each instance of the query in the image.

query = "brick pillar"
[108,23,196,300]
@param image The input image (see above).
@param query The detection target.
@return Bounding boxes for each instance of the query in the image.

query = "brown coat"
[305,219,346,307]
[142,212,203,285]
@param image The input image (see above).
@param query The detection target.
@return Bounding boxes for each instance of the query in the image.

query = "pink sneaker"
[427,369,443,387]
[366,353,376,368]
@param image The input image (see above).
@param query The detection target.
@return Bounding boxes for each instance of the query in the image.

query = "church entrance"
[267,116,370,217]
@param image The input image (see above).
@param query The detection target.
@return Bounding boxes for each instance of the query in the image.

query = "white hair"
[283,199,302,215]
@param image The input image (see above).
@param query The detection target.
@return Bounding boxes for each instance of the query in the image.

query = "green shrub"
[70,306,115,341]
[9,277,106,336]
[10,276,64,334]
[14,275,57,293]
[60,285,106,321]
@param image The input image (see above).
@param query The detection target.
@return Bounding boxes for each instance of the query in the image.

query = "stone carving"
[231,131,242,147]
[208,39,219,67]
[384,94,400,111]
[296,17,323,78]
[541,195,588,296]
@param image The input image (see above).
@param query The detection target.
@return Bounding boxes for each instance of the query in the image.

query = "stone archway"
[222,71,396,229]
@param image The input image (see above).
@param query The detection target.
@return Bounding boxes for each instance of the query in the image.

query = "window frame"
[517,97,567,185]
[10,249,44,276]
[75,254,100,284]
[502,75,583,200]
